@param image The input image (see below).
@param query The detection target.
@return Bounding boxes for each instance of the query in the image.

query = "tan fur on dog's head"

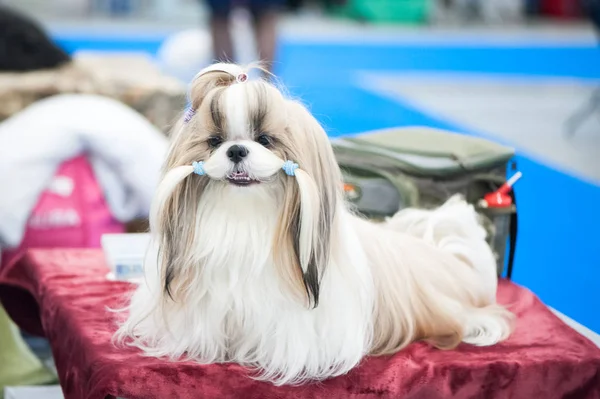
[152,64,343,308]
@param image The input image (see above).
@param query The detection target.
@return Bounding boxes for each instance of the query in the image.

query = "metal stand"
[565,87,600,137]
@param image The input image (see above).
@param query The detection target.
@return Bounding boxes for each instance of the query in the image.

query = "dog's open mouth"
[227,171,259,186]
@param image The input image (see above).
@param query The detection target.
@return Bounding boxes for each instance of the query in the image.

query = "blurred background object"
[0,0,599,396]
[327,0,430,24]
[203,0,283,73]
[0,305,57,399]
[0,5,71,72]
[0,52,186,130]
[0,93,168,265]
[0,0,188,130]
[564,0,600,135]
[157,28,213,83]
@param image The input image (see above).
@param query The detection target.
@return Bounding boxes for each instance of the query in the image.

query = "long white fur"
[224,83,248,140]
[294,169,319,274]
[148,165,194,233]
[115,63,513,386]
[385,197,499,303]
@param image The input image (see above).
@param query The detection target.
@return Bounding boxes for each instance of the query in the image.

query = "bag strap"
[505,190,518,280]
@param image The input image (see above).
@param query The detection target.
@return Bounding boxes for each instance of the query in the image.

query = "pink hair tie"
[236,73,248,83]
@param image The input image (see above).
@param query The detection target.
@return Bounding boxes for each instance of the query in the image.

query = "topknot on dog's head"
[188,63,270,110]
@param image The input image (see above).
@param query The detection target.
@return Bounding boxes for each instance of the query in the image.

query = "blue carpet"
[54,32,600,333]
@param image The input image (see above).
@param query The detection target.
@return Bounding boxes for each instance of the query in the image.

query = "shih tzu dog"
[115,63,513,385]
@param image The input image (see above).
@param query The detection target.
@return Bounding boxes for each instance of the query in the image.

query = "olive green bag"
[331,127,518,278]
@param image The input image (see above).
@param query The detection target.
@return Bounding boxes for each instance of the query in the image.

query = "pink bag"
[1,155,125,266]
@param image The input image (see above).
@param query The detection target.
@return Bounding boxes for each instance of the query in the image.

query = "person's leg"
[253,11,278,72]
[249,1,283,73]
[205,0,235,62]
[583,0,600,36]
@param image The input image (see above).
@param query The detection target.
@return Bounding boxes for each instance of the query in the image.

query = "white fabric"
[0,94,169,248]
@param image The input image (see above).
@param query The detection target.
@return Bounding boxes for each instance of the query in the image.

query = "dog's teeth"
[228,173,254,183]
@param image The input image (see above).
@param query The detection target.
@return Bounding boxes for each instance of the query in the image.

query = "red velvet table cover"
[1,249,599,399]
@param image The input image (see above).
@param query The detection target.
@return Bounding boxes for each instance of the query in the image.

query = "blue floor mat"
[54,33,600,332]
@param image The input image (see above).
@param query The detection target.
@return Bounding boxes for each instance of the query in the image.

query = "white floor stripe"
[550,308,600,347]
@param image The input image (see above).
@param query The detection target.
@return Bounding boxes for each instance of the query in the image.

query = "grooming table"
[0,250,599,399]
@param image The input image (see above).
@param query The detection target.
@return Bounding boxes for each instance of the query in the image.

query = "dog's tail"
[385,195,498,300]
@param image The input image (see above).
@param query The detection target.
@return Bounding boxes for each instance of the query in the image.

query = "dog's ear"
[274,101,342,308]
[149,165,207,301]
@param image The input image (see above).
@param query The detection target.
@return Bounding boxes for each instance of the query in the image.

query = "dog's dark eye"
[207,136,223,148]
[257,134,272,147]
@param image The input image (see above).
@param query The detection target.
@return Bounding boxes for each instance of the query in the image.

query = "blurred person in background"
[203,0,284,73]
[0,5,168,266]
[583,0,600,34]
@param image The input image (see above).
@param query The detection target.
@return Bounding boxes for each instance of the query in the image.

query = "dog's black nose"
[226,145,248,164]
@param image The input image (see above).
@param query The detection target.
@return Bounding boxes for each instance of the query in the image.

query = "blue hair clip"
[183,108,196,123]
[282,160,299,177]
[192,161,206,176]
